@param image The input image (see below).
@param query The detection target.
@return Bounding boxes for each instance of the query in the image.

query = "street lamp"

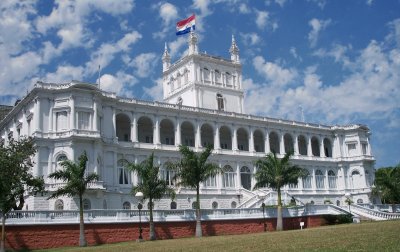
[345,193,352,214]
[261,203,267,232]
[135,191,144,241]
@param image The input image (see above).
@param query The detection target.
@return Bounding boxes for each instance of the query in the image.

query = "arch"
[116,113,131,142]
[311,137,320,156]
[351,170,362,189]
[240,166,251,190]
[328,170,337,189]
[284,133,294,154]
[181,121,195,147]
[203,67,210,82]
[215,69,222,84]
[357,199,363,204]
[219,126,232,150]
[225,72,232,86]
[253,129,265,152]
[170,201,177,209]
[83,199,91,210]
[201,123,214,148]
[217,93,224,111]
[315,169,325,189]
[123,201,131,210]
[160,118,175,145]
[237,128,249,151]
[223,165,236,188]
[137,116,153,143]
[298,135,307,155]
[55,153,68,171]
[54,199,64,210]
[231,201,237,208]
[212,201,218,209]
[323,138,332,157]
[269,131,280,154]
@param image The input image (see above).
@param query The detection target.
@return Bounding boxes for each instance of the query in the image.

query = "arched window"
[170,201,177,209]
[181,121,195,147]
[284,133,294,154]
[328,170,337,189]
[123,201,131,210]
[56,154,67,170]
[302,170,312,189]
[253,129,265,152]
[231,201,237,208]
[161,167,175,186]
[351,170,362,189]
[212,201,218,209]
[357,199,363,204]
[116,113,131,142]
[223,165,236,188]
[315,170,325,189]
[83,199,91,210]
[217,94,224,111]
[298,135,307,155]
[137,116,153,143]
[240,166,251,190]
[269,132,280,154]
[55,199,64,210]
[201,123,214,148]
[324,138,332,157]
[237,128,248,151]
[219,126,232,150]
[311,137,320,156]
[160,119,175,145]
[118,160,130,185]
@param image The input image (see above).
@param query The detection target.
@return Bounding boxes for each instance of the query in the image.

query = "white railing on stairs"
[350,204,400,220]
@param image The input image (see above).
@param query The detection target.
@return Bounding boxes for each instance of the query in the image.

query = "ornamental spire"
[162,42,171,72]
[188,27,198,55]
[229,34,240,63]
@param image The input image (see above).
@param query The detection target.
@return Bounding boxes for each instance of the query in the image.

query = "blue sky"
[1,0,399,168]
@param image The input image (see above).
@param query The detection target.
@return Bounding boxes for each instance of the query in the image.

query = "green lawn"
[37,220,400,252]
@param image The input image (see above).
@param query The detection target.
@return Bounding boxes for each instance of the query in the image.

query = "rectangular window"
[362,143,368,155]
[205,175,217,187]
[119,168,129,184]
[78,111,90,130]
[347,143,357,156]
[56,111,68,131]
[302,176,312,189]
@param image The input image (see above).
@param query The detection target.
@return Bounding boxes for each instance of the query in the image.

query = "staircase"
[238,189,305,208]
[348,204,400,221]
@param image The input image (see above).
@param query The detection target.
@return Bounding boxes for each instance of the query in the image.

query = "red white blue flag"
[176,14,195,35]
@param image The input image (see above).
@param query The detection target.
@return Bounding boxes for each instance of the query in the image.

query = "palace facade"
[0,32,375,211]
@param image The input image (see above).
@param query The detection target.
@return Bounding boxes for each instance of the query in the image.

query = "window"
[170,201,177,209]
[56,111,68,131]
[56,154,67,170]
[217,94,224,111]
[83,199,91,210]
[123,201,131,210]
[347,143,357,156]
[118,160,130,185]
[161,169,175,186]
[315,170,325,189]
[225,72,232,86]
[302,171,312,189]
[289,183,298,189]
[240,166,251,190]
[55,199,64,210]
[231,201,237,208]
[215,70,221,84]
[203,68,210,82]
[223,165,236,188]
[357,199,363,204]
[205,175,217,187]
[361,143,368,155]
[145,136,153,143]
[328,170,337,189]
[103,200,107,209]
[212,202,218,209]
[78,111,90,130]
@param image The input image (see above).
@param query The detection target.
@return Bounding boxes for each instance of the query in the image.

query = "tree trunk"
[195,186,202,237]
[149,198,156,240]
[1,214,5,252]
[276,187,283,231]
[79,195,87,247]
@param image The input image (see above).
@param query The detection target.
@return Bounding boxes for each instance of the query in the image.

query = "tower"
[162,33,244,113]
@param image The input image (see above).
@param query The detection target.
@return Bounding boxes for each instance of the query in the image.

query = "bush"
[323,214,353,225]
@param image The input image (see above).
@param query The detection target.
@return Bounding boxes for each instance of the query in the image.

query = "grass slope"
[37,220,400,252]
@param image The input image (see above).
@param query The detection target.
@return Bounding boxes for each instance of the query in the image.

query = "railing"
[3,205,348,225]
[350,204,400,220]
[45,181,105,191]
[358,204,400,213]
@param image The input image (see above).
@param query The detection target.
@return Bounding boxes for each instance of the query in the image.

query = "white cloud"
[308,18,331,47]
[240,32,261,46]
[239,3,251,14]
[289,47,302,61]
[192,0,212,18]
[43,65,85,84]
[255,10,269,29]
[130,53,158,78]
[366,0,374,6]
[313,43,352,67]
[168,36,188,59]
[143,78,164,101]
[275,0,287,7]
[253,56,298,87]
[153,2,178,39]
[99,71,138,97]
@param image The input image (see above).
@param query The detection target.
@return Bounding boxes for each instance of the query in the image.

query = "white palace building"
[0,32,376,212]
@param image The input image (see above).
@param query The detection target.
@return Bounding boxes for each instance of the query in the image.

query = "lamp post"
[261,203,266,232]
[345,193,351,214]
[135,191,144,241]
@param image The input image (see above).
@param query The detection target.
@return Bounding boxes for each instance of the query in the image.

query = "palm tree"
[254,151,307,231]
[48,152,98,247]
[126,153,175,240]
[374,165,400,212]
[167,145,220,237]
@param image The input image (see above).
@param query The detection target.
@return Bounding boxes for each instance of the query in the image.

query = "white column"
[232,127,238,151]
[175,118,181,146]
[131,113,137,142]
[249,128,255,153]
[70,96,75,130]
[214,124,220,150]
[93,100,98,131]
[357,138,362,156]
[279,132,285,154]
[236,162,241,189]
[34,98,42,132]
[264,129,270,154]
[307,135,312,157]
[311,168,316,190]
[195,120,201,148]
[324,169,329,190]
[154,116,160,144]
[48,99,53,132]
[294,134,299,155]
[320,136,325,157]
[111,107,116,138]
